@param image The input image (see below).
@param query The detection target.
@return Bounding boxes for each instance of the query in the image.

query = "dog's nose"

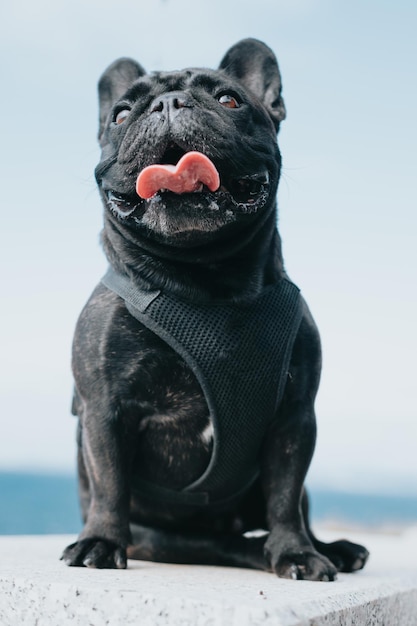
[150,92,194,115]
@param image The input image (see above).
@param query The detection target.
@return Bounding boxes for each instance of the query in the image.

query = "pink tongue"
[136,151,220,199]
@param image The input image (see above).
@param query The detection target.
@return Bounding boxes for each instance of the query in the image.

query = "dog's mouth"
[104,145,270,221]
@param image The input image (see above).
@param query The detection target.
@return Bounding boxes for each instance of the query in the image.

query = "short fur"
[62,39,368,579]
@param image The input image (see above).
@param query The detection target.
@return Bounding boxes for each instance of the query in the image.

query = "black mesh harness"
[102,266,303,508]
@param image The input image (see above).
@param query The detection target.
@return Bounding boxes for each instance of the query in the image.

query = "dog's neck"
[101,210,284,303]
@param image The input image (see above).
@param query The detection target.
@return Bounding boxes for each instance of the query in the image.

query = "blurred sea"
[0,471,416,535]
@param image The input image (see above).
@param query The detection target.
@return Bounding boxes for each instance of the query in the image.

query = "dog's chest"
[130,335,214,489]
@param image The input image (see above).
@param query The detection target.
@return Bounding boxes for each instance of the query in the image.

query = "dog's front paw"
[265,530,337,581]
[61,538,127,569]
[269,548,337,581]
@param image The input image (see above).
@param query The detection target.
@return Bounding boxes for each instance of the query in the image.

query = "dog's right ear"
[98,58,146,140]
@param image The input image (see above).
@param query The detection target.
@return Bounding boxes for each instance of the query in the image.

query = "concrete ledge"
[1,528,416,625]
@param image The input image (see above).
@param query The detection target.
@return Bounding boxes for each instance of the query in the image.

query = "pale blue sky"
[0,0,416,494]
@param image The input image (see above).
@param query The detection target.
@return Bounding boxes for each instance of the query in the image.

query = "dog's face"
[95,39,286,250]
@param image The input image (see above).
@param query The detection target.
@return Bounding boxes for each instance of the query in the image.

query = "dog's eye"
[217,94,240,109]
[115,109,131,125]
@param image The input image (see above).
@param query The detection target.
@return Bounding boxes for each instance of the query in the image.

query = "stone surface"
[0,528,416,625]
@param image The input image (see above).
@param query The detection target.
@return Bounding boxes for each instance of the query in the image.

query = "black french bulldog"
[62,39,369,580]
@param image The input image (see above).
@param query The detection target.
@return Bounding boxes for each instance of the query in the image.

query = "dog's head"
[96,39,286,256]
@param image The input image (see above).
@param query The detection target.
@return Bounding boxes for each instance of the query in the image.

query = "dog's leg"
[261,311,339,581]
[128,524,268,570]
[301,490,369,572]
[261,410,337,581]
[62,411,131,569]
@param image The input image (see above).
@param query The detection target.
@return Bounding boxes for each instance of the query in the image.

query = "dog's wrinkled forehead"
[144,68,217,91]
[147,67,243,92]
[120,67,245,105]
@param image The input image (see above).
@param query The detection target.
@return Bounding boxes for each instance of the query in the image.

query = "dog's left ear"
[98,58,146,140]
[219,38,286,132]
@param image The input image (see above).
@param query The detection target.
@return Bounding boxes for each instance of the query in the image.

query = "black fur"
[62,39,368,579]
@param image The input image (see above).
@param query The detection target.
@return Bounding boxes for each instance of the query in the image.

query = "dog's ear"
[98,58,146,140]
[219,39,286,131]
